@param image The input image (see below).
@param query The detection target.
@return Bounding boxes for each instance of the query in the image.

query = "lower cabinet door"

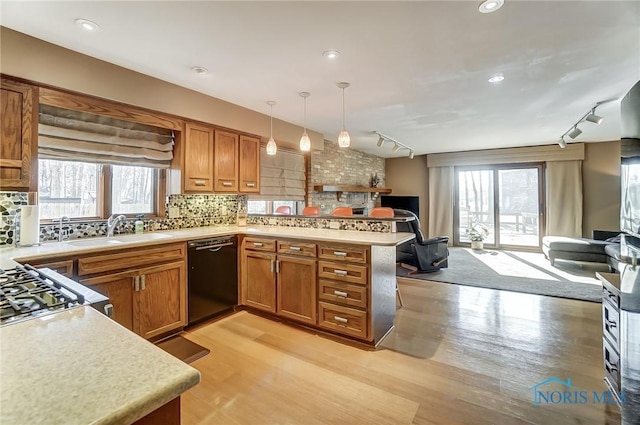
[135,261,186,339]
[277,255,317,325]
[242,251,277,313]
[80,273,135,332]
[318,302,368,340]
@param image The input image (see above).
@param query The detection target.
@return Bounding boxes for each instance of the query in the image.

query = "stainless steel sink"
[66,232,172,247]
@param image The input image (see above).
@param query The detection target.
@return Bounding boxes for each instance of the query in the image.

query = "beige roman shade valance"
[252,146,306,201]
[38,104,174,168]
[427,143,585,168]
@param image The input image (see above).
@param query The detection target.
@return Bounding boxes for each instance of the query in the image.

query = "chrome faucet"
[107,214,126,237]
[58,216,70,242]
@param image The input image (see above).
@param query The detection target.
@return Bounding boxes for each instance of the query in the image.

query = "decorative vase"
[471,240,483,250]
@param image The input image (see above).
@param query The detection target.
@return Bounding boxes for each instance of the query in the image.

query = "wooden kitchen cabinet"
[135,261,186,339]
[214,129,239,192]
[0,78,38,191]
[184,122,214,192]
[242,250,277,313]
[80,272,135,331]
[77,243,187,339]
[241,237,318,325]
[277,255,316,325]
[238,135,260,193]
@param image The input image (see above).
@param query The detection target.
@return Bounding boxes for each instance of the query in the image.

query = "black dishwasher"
[187,235,238,326]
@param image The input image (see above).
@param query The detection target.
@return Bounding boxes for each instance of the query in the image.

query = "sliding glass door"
[455,164,544,249]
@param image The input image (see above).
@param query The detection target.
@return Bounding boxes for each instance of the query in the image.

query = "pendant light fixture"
[337,82,351,148]
[266,101,277,156]
[299,92,311,152]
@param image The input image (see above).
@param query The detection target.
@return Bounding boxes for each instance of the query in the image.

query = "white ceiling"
[1,1,639,158]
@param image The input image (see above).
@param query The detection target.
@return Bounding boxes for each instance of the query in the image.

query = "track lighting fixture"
[374,131,415,159]
[585,108,604,125]
[558,137,567,149]
[567,126,582,139]
[266,101,277,156]
[558,100,615,148]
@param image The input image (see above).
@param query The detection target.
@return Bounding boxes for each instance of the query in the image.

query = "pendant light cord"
[342,87,346,129]
[270,103,273,138]
[304,97,307,132]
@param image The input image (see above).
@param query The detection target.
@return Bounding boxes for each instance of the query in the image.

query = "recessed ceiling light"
[74,18,100,32]
[191,66,209,75]
[488,74,505,83]
[478,0,504,13]
[322,50,340,59]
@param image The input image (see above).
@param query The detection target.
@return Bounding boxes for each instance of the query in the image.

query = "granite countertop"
[0,306,200,425]
[1,226,415,269]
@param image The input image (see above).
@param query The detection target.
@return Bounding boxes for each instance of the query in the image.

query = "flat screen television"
[381,195,419,217]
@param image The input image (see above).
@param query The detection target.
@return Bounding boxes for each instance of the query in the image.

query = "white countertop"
[0,306,200,425]
[1,226,415,269]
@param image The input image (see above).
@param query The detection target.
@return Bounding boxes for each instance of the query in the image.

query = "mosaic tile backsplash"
[0,192,247,246]
[246,215,392,233]
[0,192,28,246]
[0,191,390,247]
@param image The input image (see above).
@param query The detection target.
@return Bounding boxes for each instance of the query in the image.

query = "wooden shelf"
[313,185,392,201]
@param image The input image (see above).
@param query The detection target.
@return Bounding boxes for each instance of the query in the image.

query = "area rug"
[396,248,610,302]
[156,335,210,364]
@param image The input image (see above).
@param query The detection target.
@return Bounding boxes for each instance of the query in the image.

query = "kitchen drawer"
[318,261,368,285]
[27,258,74,277]
[185,177,212,192]
[318,244,368,264]
[78,243,186,276]
[602,286,620,310]
[277,241,317,257]
[319,279,367,309]
[244,237,276,252]
[318,301,367,340]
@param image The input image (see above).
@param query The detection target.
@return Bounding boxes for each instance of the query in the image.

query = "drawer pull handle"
[334,316,348,324]
[270,259,275,273]
[222,181,233,187]
[605,319,617,329]
[334,270,348,276]
[194,180,206,186]
[333,251,348,257]
[253,242,263,247]
[245,182,256,187]
[289,246,301,251]
[333,290,348,298]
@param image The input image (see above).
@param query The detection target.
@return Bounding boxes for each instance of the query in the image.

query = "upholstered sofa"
[542,231,622,272]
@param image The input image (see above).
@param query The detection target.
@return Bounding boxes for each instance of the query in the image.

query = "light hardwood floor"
[181,278,620,425]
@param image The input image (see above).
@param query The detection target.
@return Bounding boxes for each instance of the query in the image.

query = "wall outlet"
[268,218,277,225]
[221,205,227,215]
[329,221,340,230]
[168,207,180,218]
